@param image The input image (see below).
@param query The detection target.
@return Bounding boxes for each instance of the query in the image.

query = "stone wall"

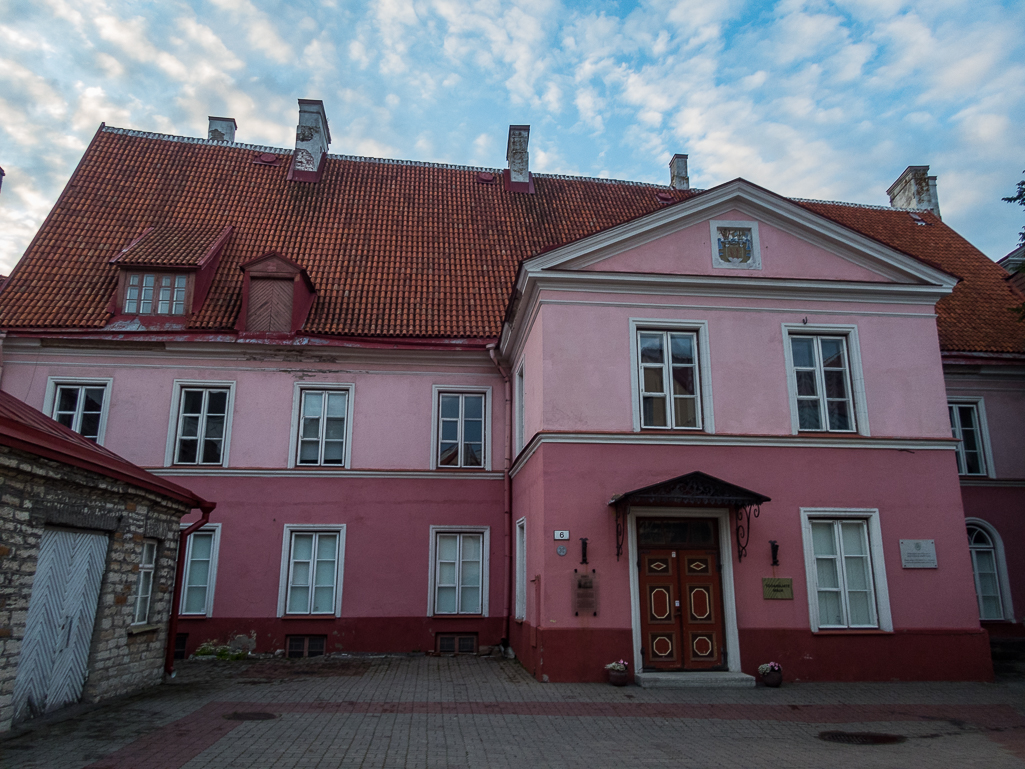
[0,445,191,731]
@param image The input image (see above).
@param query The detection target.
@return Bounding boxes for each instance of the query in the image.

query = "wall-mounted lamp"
[580,537,589,565]
[769,540,780,567]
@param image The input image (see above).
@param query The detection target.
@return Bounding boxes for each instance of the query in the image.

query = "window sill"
[281,614,339,620]
[128,623,161,635]
[430,614,486,619]
[812,628,891,635]
[433,467,490,473]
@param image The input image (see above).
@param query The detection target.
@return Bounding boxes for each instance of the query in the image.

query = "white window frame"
[132,538,158,625]
[287,383,355,469]
[427,525,490,617]
[178,523,221,617]
[783,324,869,436]
[800,508,892,632]
[965,518,1014,621]
[709,219,762,270]
[430,385,492,470]
[164,380,236,468]
[43,377,113,445]
[629,319,714,433]
[277,524,346,618]
[515,517,526,621]
[514,364,525,454]
[948,398,995,478]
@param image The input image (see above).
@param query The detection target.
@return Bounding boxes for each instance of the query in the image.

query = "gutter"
[165,501,216,677]
[487,344,513,648]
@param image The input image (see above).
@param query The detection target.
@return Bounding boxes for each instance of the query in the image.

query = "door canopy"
[609,471,770,562]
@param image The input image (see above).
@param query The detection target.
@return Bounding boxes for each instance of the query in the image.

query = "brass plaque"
[573,571,599,615]
[762,578,793,600]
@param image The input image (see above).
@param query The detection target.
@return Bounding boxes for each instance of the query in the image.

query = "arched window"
[967,523,1007,620]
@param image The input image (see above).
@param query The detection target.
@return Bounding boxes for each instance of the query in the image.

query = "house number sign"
[899,539,937,568]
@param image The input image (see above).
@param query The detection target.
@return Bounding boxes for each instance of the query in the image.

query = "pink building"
[0,102,1020,684]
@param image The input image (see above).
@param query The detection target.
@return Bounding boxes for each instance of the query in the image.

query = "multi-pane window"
[297,390,348,465]
[124,273,188,315]
[174,388,229,465]
[809,519,877,628]
[132,540,157,625]
[790,336,855,431]
[638,331,701,429]
[515,519,526,621]
[285,532,339,614]
[949,404,986,475]
[52,385,105,441]
[967,525,1004,620]
[434,533,483,615]
[437,393,485,467]
[181,531,216,615]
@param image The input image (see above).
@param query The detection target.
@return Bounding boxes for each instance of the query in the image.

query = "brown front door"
[637,517,727,671]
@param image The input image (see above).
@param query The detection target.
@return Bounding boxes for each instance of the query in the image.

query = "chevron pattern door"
[13,528,108,722]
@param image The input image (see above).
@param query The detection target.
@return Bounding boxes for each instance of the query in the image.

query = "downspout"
[487,344,513,646]
[164,501,216,677]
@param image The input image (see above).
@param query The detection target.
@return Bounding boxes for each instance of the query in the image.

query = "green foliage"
[1003,170,1025,248]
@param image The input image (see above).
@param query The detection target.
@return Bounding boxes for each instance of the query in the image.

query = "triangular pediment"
[609,471,770,509]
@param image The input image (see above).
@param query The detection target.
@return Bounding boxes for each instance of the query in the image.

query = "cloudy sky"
[1,0,1023,273]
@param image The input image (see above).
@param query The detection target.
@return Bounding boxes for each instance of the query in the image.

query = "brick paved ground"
[2,655,1023,768]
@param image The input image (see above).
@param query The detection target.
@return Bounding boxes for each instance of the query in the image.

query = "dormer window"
[124,273,188,315]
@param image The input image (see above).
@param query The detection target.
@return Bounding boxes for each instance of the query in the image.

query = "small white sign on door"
[899,539,937,568]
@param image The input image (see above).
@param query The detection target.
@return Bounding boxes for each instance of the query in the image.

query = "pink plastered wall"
[0,348,506,471]
[525,296,950,439]
[582,209,891,283]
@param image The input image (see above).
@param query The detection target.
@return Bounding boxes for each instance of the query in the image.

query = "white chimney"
[208,117,236,143]
[507,125,530,185]
[293,99,331,174]
[887,165,940,219]
[669,154,689,190]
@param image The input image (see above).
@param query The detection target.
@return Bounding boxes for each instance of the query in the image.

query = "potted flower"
[605,659,629,686]
[758,661,782,688]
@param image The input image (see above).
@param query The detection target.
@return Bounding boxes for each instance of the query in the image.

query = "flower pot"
[761,670,783,688]
[607,669,629,686]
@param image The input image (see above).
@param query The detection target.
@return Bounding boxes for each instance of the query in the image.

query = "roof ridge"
[102,126,289,156]
[791,196,924,213]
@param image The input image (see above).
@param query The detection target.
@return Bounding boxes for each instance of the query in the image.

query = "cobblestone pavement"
[2,656,1024,769]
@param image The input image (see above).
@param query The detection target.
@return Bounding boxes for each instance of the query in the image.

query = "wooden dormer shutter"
[247,277,293,332]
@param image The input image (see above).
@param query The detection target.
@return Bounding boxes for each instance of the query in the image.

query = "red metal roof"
[0,390,213,512]
[0,125,1021,355]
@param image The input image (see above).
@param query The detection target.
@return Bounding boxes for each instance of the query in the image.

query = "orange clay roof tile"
[0,126,1021,355]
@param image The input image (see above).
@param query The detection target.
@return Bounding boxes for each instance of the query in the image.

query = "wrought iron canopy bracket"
[733,503,761,562]
[614,503,626,561]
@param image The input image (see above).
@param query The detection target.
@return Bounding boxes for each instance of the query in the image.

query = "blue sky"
[1,0,1023,273]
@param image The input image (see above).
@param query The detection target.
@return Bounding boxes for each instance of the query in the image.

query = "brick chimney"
[669,154,689,190]
[504,125,534,193]
[288,99,331,183]
[887,165,940,219]
[208,117,236,143]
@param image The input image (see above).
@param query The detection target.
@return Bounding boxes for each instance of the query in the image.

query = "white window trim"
[965,517,1014,621]
[276,524,347,618]
[426,525,490,617]
[178,523,221,617]
[514,364,525,455]
[287,382,355,469]
[515,517,526,621]
[429,385,493,471]
[43,376,114,445]
[629,318,714,434]
[948,398,996,479]
[132,538,158,625]
[782,324,869,436]
[709,219,762,270]
[800,508,892,632]
[164,380,236,468]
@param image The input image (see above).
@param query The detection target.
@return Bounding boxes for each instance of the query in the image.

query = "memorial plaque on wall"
[572,570,598,616]
[761,578,793,600]
[899,539,938,568]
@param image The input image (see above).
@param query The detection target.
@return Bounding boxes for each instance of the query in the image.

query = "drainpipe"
[487,344,513,647]
[164,502,216,677]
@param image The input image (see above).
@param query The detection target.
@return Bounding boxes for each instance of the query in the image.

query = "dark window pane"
[204,415,225,440]
[820,339,844,368]
[791,337,815,368]
[798,400,821,430]
[56,413,75,429]
[323,443,344,463]
[440,395,459,419]
[827,401,851,431]
[299,442,319,463]
[464,396,483,419]
[307,637,326,657]
[796,370,817,396]
[201,439,222,464]
[83,388,104,411]
[639,334,664,363]
[183,390,204,414]
[669,334,694,364]
[643,397,667,427]
[463,443,483,466]
[441,421,458,441]
[207,391,228,415]
[643,368,664,394]
[57,388,78,412]
[965,451,982,474]
[439,443,459,465]
[673,398,697,428]
[324,418,345,440]
[672,367,694,396]
[180,415,200,438]
[80,413,101,440]
[178,439,198,463]
[824,370,846,399]
[463,420,482,443]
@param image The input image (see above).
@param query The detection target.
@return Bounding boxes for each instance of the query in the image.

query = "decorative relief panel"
[709,220,761,271]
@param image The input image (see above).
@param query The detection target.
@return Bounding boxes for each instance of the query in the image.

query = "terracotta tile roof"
[795,201,1025,354]
[0,125,1020,355]
[110,223,231,267]
[0,390,213,511]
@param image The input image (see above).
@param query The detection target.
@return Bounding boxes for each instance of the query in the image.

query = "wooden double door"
[637,517,726,671]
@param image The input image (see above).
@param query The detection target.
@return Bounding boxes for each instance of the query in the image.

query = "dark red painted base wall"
[175,616,505,657]
[740,628,993,681]
[961,484,1025,625]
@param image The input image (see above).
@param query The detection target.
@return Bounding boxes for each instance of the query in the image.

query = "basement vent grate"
[224,712,278,721]
[818,731,907,745]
